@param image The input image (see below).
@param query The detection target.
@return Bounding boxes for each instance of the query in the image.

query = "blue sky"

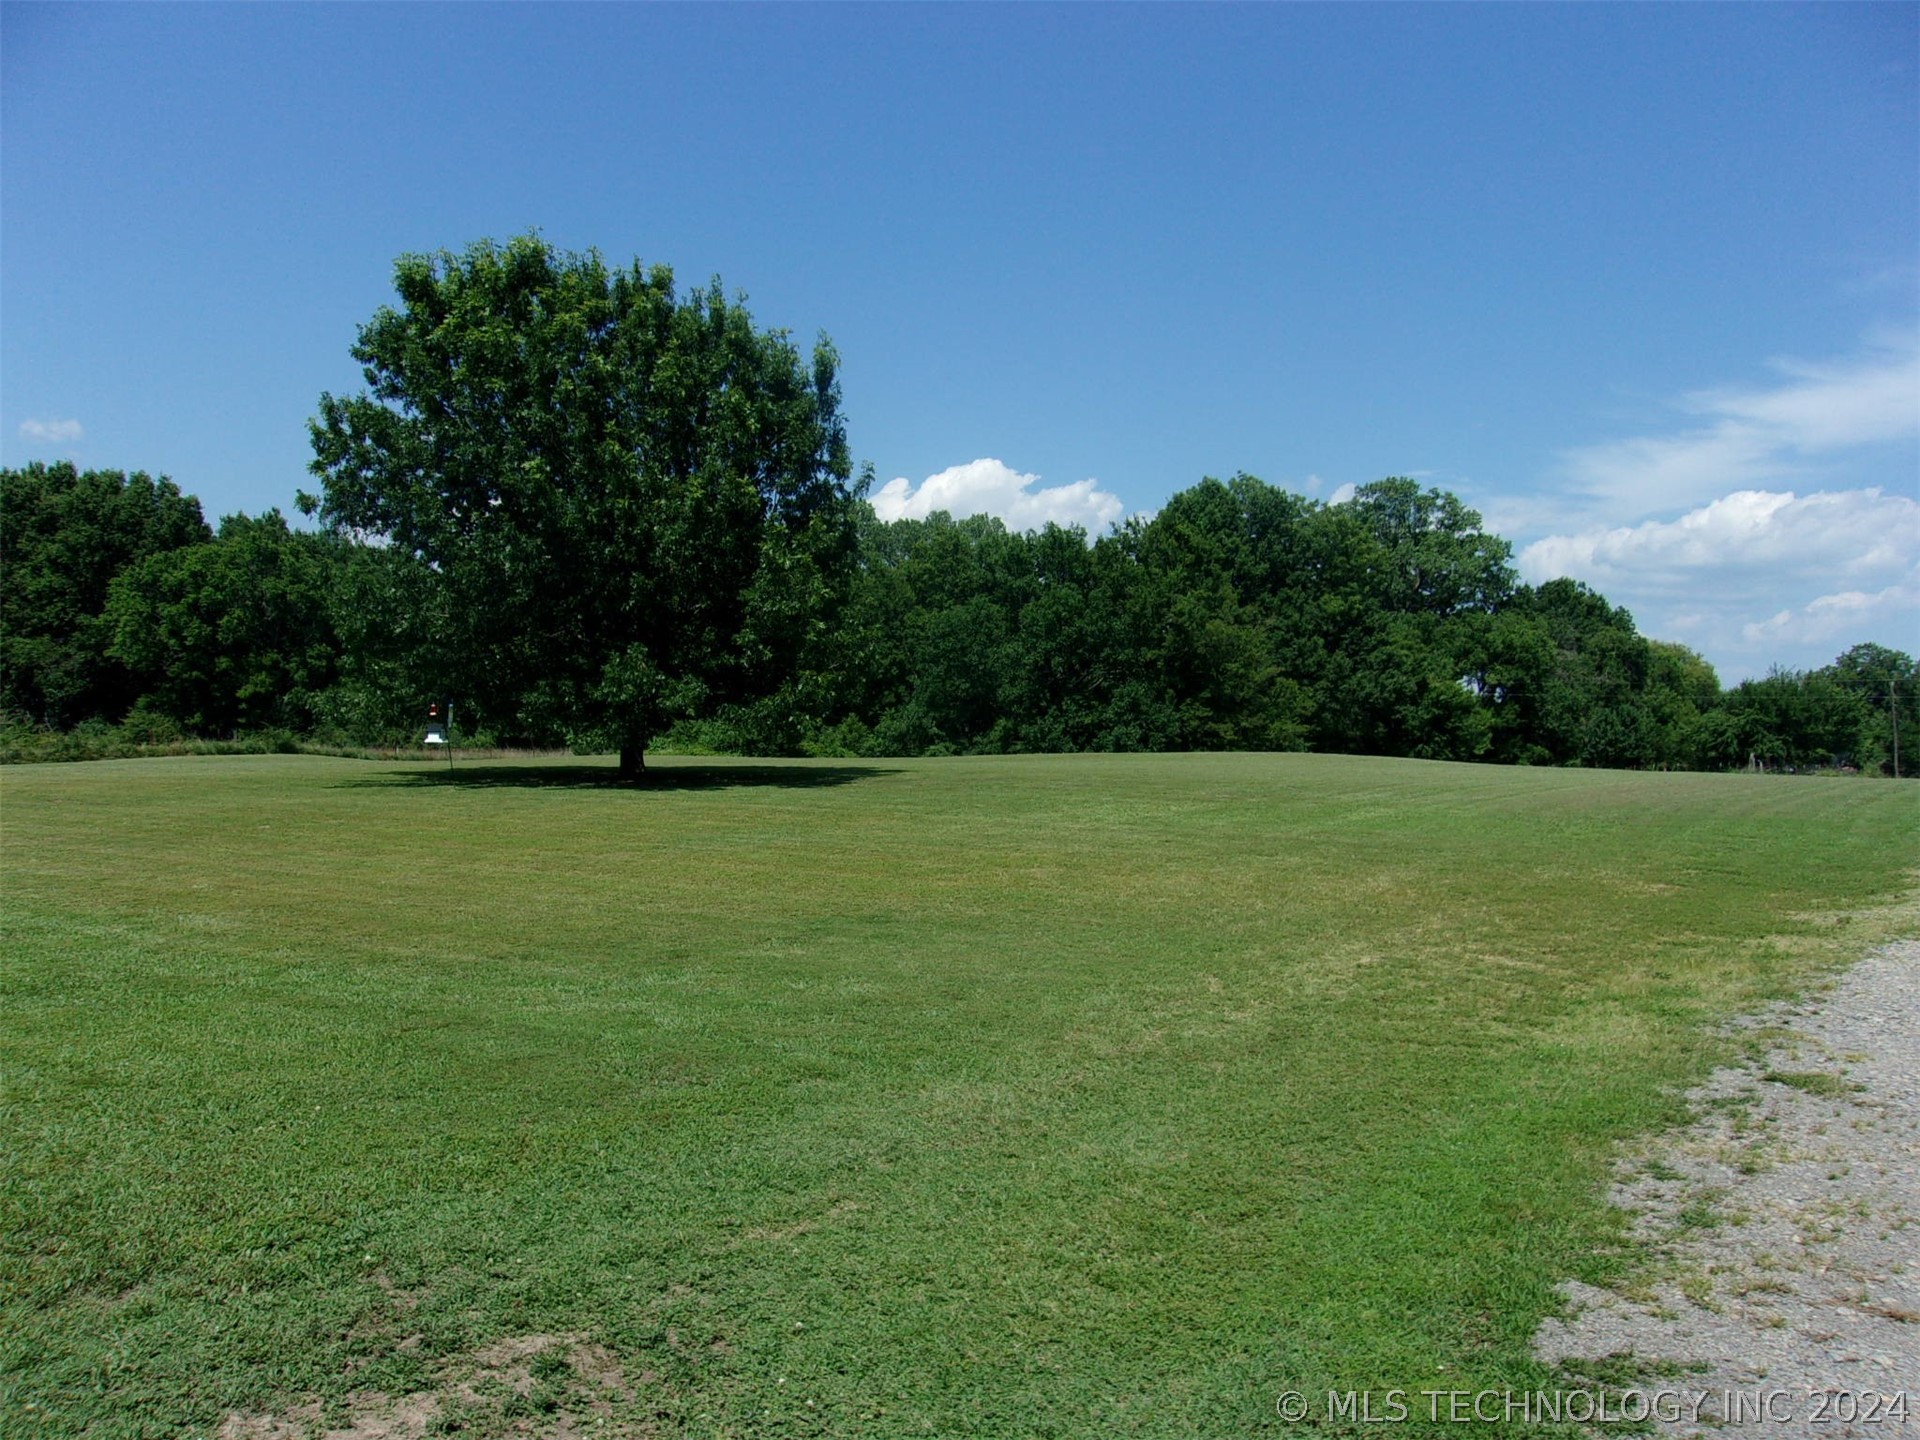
[4,2,1914,681]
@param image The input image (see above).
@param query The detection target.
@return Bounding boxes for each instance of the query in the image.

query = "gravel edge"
[1532,939,1920,1436]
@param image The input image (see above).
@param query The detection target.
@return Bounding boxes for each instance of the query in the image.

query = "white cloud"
[1556,342,1920,519]
[1518,487,1920,598]
[1327,481,1357,505]
[870,458,1125,532]
[1696,353,1919,449]
[1519,485,1920,680]
[1496,338,1920,678]
[1741,573,1920,650]
[1561,425,1786,516]
[18,417,83,446]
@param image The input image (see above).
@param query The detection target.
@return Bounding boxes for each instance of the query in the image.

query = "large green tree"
[305,235,856,775]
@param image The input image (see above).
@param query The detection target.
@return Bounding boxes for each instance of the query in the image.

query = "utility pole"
[1893,679,1902,781]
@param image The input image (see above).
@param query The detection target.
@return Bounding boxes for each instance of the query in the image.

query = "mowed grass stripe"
[2,753,1913,1436]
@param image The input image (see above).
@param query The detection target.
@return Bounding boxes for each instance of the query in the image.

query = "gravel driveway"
[1534,939,1919,1436]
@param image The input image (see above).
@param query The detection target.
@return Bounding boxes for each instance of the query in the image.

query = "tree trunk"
[618,744,646,780]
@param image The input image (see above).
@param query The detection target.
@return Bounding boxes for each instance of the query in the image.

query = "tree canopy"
[8,453,1912,775]
[107,510,340,737]
[303,234,857,774]
[0,462,209,728]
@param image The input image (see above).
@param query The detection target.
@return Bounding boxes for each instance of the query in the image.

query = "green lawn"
[2,753,1913,1437]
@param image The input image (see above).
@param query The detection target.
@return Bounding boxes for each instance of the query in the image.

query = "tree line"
[2,235,1911,774]
[4,461,1909,774]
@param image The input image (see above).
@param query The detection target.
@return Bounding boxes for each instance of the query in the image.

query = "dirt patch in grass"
[219,1333,636,1440]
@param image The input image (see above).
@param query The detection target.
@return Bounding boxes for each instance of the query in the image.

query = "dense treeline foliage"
[4,459,1911,773]
[1,461,211,729]
[107,509,343,737]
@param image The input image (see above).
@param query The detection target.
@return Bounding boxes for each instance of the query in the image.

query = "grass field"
[2,752,1914,1438]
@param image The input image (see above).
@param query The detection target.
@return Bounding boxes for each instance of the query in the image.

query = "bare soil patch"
[218,1332,636,1440]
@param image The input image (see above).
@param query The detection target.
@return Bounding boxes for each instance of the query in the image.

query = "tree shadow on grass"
[362,760,901,791]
